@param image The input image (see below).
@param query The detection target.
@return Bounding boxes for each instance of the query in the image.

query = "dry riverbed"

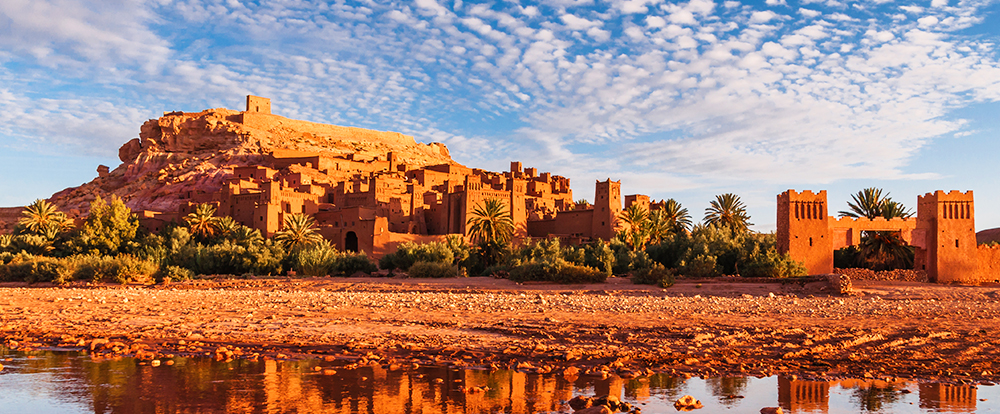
[2,276,999,385]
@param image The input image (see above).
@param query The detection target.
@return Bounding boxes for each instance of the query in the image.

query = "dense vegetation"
[1,193,809,285]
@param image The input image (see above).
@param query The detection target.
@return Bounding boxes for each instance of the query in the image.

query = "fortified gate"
[777,190,987,283]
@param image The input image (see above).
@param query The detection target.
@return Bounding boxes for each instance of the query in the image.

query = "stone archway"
[345,231,359,253]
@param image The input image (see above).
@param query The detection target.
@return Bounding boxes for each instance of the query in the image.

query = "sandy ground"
[2,276,999,385]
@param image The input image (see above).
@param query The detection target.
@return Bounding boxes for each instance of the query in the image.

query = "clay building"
[778,189,1000,284]
[131,96,666,258]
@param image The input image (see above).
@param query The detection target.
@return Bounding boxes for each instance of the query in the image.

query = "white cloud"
[646,15,667,28]
[561,14,601,30]
[799,8,822,17]
[918,15,939,27]
[766,0,788,5]
[931,0,948,7]
[750,10,779,23]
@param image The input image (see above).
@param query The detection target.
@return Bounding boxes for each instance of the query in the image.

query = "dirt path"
[2,276,999,385]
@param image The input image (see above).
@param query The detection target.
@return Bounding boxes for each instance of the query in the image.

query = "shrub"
[296,241,338,276]
[739,234,807,278]
[335,251,377,275]
[379,241,455,270]
[631,264,676,288]
[0,255,72,284]
[157,265,194,283]
[679,254,720,278]
[508,260,608,284]
[408,261,458,278]
[69,254,157,284]
[553,264,607,284]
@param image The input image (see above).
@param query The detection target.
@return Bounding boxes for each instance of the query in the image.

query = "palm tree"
[839,187,912,219]
[185,203,220,240]
[274,213,324,251]
[215,216,239,238]
[618,204,649,250]
[467,199,515,247]
[229,225,263,247]
[467,199,515,266]
[704,193,752,232]
[855,231,913,271]
[661,198,692,234]
[18,199,71,237]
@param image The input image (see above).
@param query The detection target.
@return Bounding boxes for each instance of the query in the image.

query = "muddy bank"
[2,277,999,385]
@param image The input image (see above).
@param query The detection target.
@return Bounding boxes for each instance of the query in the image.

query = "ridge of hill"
[34,107,455,221]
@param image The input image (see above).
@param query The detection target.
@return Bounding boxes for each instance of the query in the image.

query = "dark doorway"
[345,231,359,252]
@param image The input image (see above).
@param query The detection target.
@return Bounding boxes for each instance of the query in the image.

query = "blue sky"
[1,0,999,231]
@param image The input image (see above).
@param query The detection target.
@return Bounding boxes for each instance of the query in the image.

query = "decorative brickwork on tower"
[777,190,833,275]
[592,180,622,241]
[916,191,977,283]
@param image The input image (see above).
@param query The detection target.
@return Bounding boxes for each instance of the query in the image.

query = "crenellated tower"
[916,191,976,283]
[592,179,622,241]
[777,190,833,275]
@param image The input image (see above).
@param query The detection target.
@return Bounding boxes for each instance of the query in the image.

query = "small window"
[956,239,960,248]
[809,237,813,247]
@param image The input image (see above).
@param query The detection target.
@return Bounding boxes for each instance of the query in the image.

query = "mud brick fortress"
[138,96,665,257]
[778,189,1000,284]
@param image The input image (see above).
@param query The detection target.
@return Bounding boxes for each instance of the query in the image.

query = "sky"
[1,0,999,231]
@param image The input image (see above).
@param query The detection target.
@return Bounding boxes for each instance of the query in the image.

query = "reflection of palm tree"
[704,193,752,232]
[274,213,324,251]
[850,383,904,411]
[706,377,750,406]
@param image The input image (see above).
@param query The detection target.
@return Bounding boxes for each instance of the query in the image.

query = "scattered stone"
[568,395,593,410]
[759,408,783,414]
[673,395,703,411]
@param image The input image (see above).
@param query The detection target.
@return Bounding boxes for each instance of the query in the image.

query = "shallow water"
[0,347,997,413]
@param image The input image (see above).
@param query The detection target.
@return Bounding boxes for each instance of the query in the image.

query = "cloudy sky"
[2,0,999,231]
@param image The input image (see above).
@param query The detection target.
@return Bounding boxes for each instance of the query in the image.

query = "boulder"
[568,396,593,410]
[674,395,703,411]
[760,408,783,414]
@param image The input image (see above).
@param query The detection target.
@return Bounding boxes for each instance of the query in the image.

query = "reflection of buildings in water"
[919,383,978,413]
[778,377,831,413]
[624,378,652,402]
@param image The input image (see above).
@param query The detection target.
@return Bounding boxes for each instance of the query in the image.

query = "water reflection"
[0,347,994,413]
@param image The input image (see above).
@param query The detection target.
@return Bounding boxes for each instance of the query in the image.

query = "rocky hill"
[24,107,456,222]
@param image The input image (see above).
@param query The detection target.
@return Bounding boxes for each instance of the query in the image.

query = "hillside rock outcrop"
[40,107,456,219]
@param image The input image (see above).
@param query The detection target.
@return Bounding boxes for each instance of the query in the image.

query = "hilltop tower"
[777,190,832,275]
[916,191,976,283]
[246,95,271,114]
[592,179,622,241]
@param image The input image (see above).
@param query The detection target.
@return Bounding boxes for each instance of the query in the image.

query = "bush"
[171,240,284,276]
[379,241,455,270]
[0,255,72,284]
[69,254,157,284]
[336,252,377,276]
[508,260,608,284]
[739,234,807,278]
[631,264,677,288]
[296,242,339,276]
[680,254,719,278]
[553,264,607,284]
[408,261,458,278]
[157,265,194,283]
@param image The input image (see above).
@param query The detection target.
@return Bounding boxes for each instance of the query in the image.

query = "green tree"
[18,199,72,238]
[467,198,515,266]
[838,188,915,270]
[618,204,650,250]
[661,198,693,234]
[228,225,264,247]
[70,195,140,256]
[185,203,220,241]
[273,213,324,251]
[214,216,240,239]
[704,193,752,232]
[838,187,913,220]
